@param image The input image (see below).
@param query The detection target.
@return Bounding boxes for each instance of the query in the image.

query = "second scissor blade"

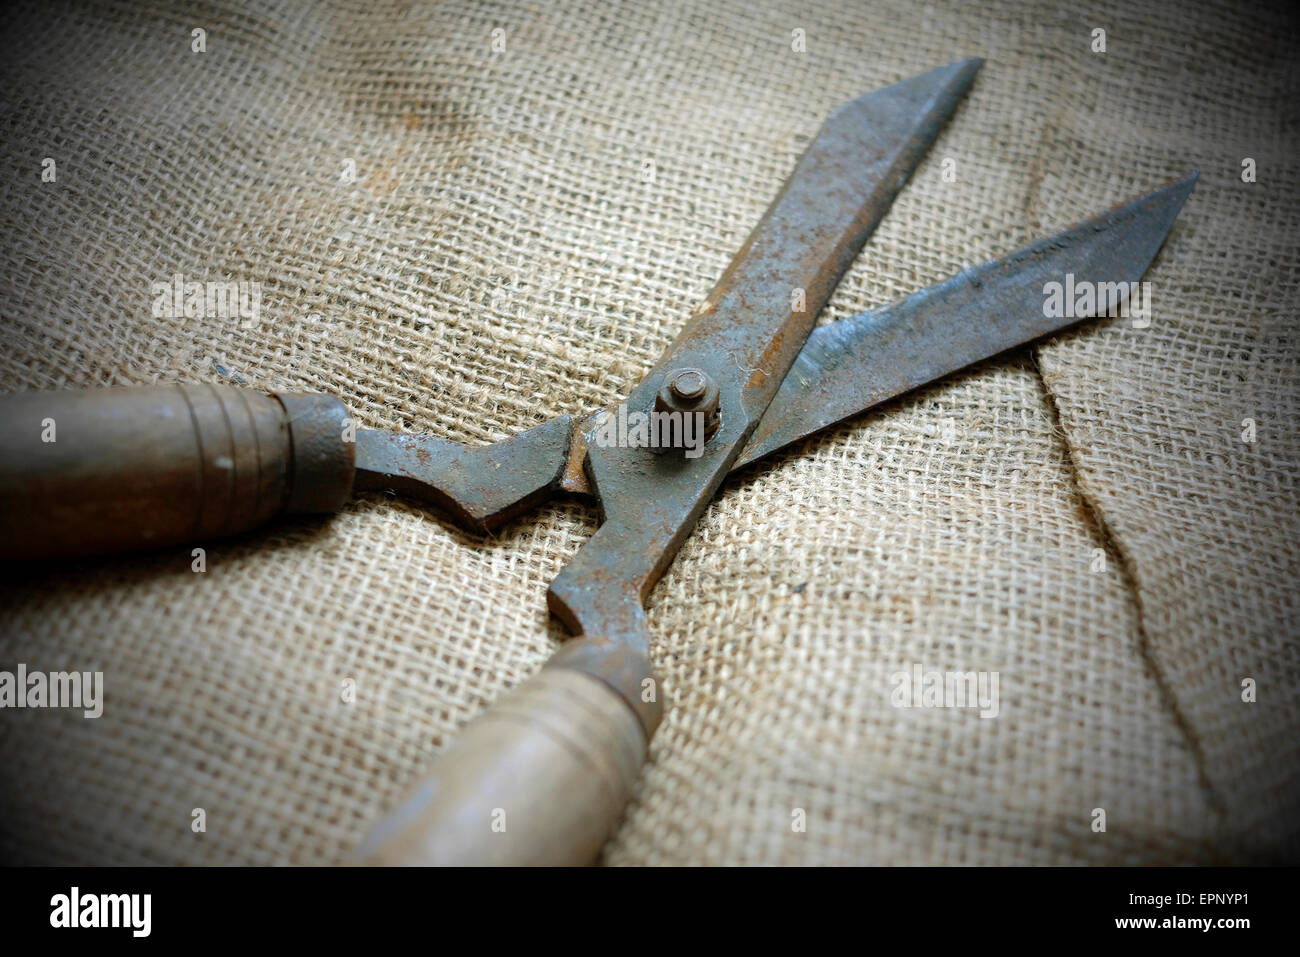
[735,172,1198,469]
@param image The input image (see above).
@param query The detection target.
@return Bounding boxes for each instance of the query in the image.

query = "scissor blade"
[736,172,1198,468]
[636,57,986,427]
[550,61,982,645]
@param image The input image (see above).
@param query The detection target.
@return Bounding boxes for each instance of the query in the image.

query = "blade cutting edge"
[736,172,1199,468]
[549,60,984,647]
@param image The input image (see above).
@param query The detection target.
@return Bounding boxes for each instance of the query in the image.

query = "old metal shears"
[0,59,1195,865]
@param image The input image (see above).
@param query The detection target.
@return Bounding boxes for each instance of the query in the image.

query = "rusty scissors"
[0,59,1195,864]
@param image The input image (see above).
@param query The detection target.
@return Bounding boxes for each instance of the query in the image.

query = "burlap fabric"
[1,0,1296,865]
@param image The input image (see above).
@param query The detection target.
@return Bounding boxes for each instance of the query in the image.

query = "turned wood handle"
[0,384,355,559]
[355,643,659,866]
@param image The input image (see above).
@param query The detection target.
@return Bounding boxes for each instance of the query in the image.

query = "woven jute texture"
[1,0,1296,865]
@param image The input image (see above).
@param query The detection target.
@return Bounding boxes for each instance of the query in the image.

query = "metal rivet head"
[653,368,721,451]
[669,369,706,402]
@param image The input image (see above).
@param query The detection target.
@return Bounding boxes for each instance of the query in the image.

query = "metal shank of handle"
[0,384,355,559]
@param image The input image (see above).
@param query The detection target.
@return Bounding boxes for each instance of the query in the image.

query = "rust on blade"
[356,173,1196,534]
[737,172,1199,467]
[559,409,602,497]
[546,60,984,657]
[353,416,573,532]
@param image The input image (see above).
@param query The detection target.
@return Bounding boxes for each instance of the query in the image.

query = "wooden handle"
[355,656,654,866]
[0,384,355,559]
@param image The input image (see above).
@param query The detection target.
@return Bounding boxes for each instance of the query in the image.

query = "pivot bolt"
[654,368,721,449]
[669,369,707,402]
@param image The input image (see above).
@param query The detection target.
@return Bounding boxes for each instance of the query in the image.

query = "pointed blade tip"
[1167,169,1199,199]
[920,56,984,93]
[1131,170,1198,231]
[937,57,984,100]
[838,57,983,114]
